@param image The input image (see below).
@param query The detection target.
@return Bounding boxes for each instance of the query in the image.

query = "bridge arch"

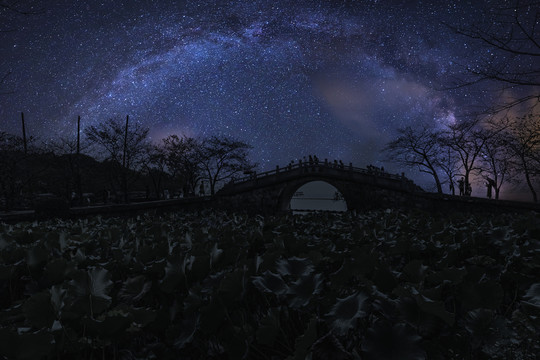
[215,162,423,214]
[276,177,354,212]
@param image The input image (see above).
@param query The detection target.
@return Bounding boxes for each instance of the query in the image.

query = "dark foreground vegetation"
[1,209,539,359]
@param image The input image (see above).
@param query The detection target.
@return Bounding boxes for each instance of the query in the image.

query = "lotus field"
[0,209,539,359]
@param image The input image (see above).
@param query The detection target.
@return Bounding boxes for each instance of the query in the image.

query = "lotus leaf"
[159,259,186,294]
[276,257,314,278]
[119,275,152,304]
[287,273,324,308]
[462,308,511,352]
[326,292,368,335]
[209,243,223,269]
[522,283,540,308]
[50,285,66,315]
[252,270,288,295]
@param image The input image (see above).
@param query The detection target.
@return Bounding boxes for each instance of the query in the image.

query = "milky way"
[1,0,499,180]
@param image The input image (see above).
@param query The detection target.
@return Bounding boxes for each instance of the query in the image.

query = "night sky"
[0,0,511,185]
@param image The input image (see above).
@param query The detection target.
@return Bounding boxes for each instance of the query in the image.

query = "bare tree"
[161,135,203,196]
[477,124,514,200]
[1,0,44,94]
[502,113,540,202]
[84,117,150,202]
[437,145,460,195]
[440,119,489,195]
[448,0,540,114]
[198,136,256,195]
[143,144,170,199]
[384,126,443,193]
[0,1,43,16]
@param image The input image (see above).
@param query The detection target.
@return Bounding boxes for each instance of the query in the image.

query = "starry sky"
[0,0,514,184]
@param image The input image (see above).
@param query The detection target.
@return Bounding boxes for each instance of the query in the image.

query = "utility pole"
[21,112,27,155]
[76,116,82,205]
[122,115,129,203]
[77,115,80,154]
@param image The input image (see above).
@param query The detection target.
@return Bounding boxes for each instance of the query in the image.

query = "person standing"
[486,178,495,199]
[466,182,472,196]
[458,178,464,196]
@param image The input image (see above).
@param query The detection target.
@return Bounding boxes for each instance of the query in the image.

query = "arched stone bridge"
[215,161,424,214]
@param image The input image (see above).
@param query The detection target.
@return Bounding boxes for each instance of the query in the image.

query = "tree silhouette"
[84,117,150,202]
[437,145,460,195]
[478,123,514,200]
[161,135,203,197]
[502,113,540,202]
[1,0,44,94]
[448,1,540,114]
[198,136,256,195]
[384,126,443,193]
[440,119,488,196]
[143,144,169,200]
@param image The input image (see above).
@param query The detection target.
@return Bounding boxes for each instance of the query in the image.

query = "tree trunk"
[426,161,442,193]
[434,176,442,194]
[524,170,537,203]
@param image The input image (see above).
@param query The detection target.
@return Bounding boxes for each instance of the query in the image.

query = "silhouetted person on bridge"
[449,180,455,195]
[489,178,496,198]
[466,183,472,196]
[458,178,464,196]
[314,155,319,164]
[486,178,495,199]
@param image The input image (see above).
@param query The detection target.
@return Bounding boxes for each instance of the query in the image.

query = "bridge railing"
[226,161,407,187]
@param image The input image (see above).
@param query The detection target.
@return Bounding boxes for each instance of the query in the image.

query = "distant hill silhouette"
[1,150,176,210]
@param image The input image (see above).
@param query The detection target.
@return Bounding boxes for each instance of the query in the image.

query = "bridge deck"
[219,161,417,194]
